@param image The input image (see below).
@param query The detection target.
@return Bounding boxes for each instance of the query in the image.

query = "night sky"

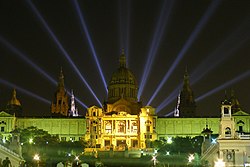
[0,0,249,117]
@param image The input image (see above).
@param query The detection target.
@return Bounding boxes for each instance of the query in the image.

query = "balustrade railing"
[0,143,22,158]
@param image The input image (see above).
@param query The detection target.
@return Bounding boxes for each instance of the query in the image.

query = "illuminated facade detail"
[51,69,69,116]
[69,90,78,117]
[5,89,22,116]
[85,51,157,151]
[177,69,196,117]
[85,105,157,150]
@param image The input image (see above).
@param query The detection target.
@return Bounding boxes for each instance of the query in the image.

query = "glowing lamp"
[188,154,194,163]
[29,138,33,144]
[212,138,217,144]
[167,137,172,144]
[33,154,40,161]
[214,159,225,167]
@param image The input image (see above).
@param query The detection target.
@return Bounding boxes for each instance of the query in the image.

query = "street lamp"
[188,154,194,163]
[152,155,158,166]
[211,138,217,144]
[214,159,225,167]
[33,154,40,167]
[29,138,33,144]
[167,137,172,144]
[75,156,79,166]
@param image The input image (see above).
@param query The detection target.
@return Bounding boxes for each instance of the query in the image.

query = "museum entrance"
[116,140,126,150]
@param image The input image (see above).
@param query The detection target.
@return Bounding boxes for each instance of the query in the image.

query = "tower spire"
[119,48,126,68]
[183,67,190,89]
[177,69,196,117]
[9,89,21,106]
[58,67,65,89]
[229,89,242,113]
[51,69,69,116]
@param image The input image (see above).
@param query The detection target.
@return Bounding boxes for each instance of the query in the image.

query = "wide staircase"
[0,144,24,167]
[200,142,219,163]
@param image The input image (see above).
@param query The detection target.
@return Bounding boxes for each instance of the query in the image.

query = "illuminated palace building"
[85,52,157,150]
[1,51,250,165]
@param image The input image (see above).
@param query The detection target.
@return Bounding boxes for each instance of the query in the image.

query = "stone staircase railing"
[200,143,218,161]
[0,143,22,159]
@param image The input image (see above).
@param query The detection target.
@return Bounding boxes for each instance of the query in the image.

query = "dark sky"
[0,0,249,117]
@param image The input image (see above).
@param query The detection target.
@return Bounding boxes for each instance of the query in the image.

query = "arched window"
[224,107,229,115]
[131,121,137,133]
[237,120,245,132]
[105,121,112,133]
[118,121,125,133]
[225,127,231,137]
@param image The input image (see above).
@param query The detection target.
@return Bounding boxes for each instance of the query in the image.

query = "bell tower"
[51,69,69,116]
[219,97,236,139]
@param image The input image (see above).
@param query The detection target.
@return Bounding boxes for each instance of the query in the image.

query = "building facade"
[16,117,86,142]
[0,51,250,163]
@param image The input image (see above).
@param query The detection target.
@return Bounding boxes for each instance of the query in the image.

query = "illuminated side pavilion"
[201,96,250,166]
[85,50,157,150]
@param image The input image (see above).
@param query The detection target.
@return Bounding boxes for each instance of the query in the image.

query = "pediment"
[113,98,131,106]
[233,110,250,116]
[0,111,14,117]
[89,105,100,110]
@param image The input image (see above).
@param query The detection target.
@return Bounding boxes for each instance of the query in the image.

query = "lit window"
[61,137,66,141]
[105,121,112,133]
[131,122,137,133]
[118,121,125,133]
[146,126,150,132]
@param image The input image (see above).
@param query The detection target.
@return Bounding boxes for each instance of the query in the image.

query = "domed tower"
[5,89,22,116]
[105,50,142,114]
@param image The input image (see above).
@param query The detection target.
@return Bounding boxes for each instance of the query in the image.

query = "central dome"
[107,50,138,103]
